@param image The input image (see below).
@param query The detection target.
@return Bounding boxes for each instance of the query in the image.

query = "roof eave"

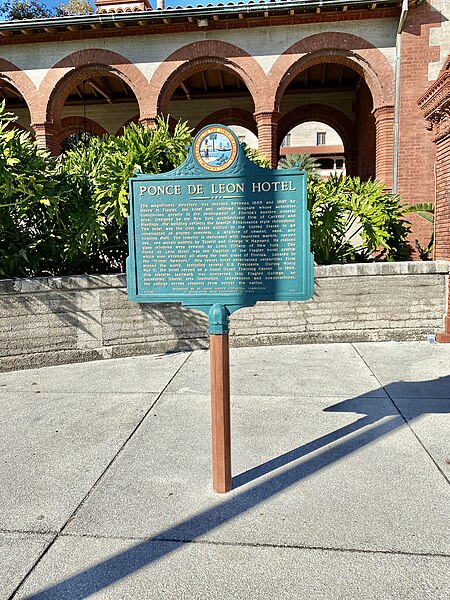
[0,0,402,34]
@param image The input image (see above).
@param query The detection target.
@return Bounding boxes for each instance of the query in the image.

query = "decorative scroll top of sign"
[126,125,314,317]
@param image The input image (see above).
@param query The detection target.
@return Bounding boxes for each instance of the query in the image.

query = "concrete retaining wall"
[1,261,449,372]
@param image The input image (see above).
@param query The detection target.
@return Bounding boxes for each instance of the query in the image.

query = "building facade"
[0,0,449,273]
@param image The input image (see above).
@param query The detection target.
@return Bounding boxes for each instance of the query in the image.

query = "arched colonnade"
[1,33,396,185]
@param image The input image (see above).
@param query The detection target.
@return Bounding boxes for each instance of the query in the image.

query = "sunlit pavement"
[1,341,449,599]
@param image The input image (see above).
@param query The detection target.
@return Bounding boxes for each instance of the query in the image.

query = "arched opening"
[166,66,255,134]
[280,121,346,179]
[58,73,138,151]
[59,116,108,152]
[279,62,376,180]
[229,126,258,149]
[0,79,32,134]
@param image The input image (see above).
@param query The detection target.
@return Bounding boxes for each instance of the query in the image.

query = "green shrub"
[0,105,411,277]
[93,118,192,227]
[307,175,410,264]
[0,104,62,278]
[242,144,270,168]
[0,108,193,278]
[54,137,113,274]
[57,118,192,274]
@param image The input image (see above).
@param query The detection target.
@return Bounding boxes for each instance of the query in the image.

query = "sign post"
[127,125,314,493]
[209,304,231,493]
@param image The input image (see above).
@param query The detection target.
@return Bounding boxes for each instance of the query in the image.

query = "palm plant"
[278,153,321,180]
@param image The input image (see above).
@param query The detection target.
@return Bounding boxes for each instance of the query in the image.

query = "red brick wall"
[435,134,450,342]
[373,104,395,188]
[419,57,450,341]
[398,3,441,248]
[435,135,450,261]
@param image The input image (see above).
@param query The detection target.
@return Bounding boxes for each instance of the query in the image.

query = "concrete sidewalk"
[1,341,449,599]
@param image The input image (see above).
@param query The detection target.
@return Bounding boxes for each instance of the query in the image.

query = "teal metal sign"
[127,125,314,328]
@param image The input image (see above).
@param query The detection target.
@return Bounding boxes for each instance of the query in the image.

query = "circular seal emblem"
[193,126,238,172]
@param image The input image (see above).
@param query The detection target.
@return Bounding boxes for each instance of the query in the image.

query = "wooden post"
[210,333,231,493]
[209,304,232,493]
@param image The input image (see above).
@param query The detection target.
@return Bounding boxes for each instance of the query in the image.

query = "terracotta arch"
[0,58,36,121]
[268,32,395,112]
[149,40,267,116]
[59,116,107,144]
[194,108,257,136]
[37,49,150,127]
[277,105,356,153]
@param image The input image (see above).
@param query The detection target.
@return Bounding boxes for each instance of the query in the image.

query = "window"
[281,133,291,148]
[316,131,326,146]
[318,158,334,169]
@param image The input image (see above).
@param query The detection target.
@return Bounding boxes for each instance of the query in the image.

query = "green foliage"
[242,144,270,169]
[93,119,192,227]
[0,104,411,277]
[404,202,435,260]
[55,0,93,15]
[0,104,62,277]
[0,0,52,19]
[414,235,434,261]
[307,175,410,264]
[404,202,434,224]
[278,153,321,182]
[60,131,96,153]
[0,104,193,278]
[55,118,192,274]
[54,137,114,274]
[0,0,94,19]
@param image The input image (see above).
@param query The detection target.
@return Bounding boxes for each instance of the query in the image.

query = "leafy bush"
[0,106,192,278]
[307,175,410,264]
[57,118,192,274]
[0,104,411,277]
[54,137,113,274]
[242,144,270,168]
[93,119,191,226]
[0,104,63,277]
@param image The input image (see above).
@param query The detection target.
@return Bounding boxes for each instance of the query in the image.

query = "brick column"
[139,116,157,128]
[344,149,358,177]
[254,111,281,169]
[31,122,59,155]
[419,67,450,342]
[372,105,394,189]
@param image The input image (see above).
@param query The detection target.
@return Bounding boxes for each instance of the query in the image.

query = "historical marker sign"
[127,125,314,315]
[127,124,314,493]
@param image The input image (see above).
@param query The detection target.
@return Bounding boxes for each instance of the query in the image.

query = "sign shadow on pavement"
[18,375,450,600]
